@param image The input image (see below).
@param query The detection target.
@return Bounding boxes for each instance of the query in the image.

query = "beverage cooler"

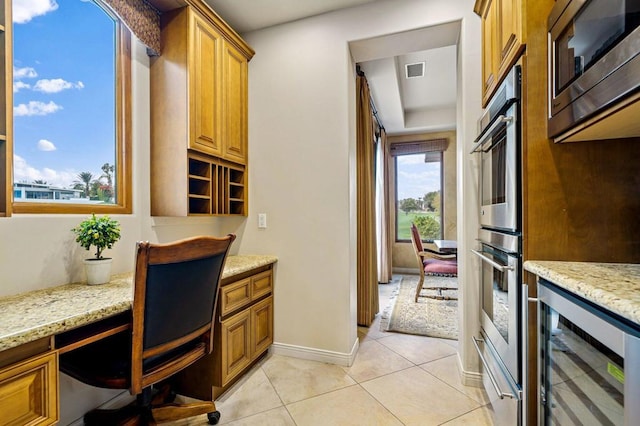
[537,280,640,425]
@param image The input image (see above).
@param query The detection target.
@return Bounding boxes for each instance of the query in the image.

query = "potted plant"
[72,213,121,285]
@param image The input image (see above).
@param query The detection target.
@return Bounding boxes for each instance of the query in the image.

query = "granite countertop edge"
[524,260,640,326]
[0,254,277,352]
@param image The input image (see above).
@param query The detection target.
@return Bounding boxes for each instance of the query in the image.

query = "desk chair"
[60,234,236,425]
[410,223,457,303]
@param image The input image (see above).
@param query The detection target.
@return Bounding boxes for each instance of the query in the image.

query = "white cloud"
[33,78,85,93]
[14,101,63,117]
[13,0,59,24]
[14,66,38,79]
[13,81,31,93]
[37,139,57,151]
[13,155,78,188]
[397,154,427,165]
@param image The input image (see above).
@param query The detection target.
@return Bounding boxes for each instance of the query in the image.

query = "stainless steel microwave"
[548,0,640,139]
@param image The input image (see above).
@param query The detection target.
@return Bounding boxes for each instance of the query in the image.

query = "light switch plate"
[258,213,267,228]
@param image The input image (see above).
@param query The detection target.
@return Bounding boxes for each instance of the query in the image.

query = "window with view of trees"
[11,0,131,214]
[395,152,443,242]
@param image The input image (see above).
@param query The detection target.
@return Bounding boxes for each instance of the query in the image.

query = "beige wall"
[388,130,457,271]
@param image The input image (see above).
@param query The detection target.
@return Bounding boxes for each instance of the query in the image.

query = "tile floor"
[171,280,495,425]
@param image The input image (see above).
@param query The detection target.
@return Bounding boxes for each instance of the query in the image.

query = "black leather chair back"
[143,253,225,350]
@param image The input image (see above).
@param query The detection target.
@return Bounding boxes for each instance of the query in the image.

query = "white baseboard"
[67,391,135,426]
[270,338,360,367]
[457,354,483,388]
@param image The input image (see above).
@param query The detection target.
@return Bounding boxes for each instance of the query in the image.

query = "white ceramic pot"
[83,258,113,285]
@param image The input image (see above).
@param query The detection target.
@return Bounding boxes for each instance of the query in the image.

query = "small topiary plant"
[72,213,121,260]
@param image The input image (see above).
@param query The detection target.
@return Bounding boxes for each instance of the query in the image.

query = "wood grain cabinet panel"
[475,0,524,106]
[220,309,251,386]
[220,278,251,316]
[250,270,272,300]
[251,296,273,357]
[189,11,223,157]
[221,41,248,165]
[0,351,59,426]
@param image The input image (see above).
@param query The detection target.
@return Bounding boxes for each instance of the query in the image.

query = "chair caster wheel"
[207,411,221,425]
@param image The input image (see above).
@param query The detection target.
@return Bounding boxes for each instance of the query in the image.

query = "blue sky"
[396,154,441,201]
[13,0,115,188]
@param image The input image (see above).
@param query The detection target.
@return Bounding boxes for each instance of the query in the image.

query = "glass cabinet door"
[540,304,624,425]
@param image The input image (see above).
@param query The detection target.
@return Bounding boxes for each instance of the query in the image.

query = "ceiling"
[203,0,459,135]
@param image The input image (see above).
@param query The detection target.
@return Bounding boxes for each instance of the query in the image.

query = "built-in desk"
[0,254,277,425]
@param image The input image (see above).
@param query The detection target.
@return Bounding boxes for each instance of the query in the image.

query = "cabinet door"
[481,0,497,106]
[0,351,59,425]
[251,296,273,357]
[189,11,223,157]
[220,309,251,386]
[496,0,522,77]
[222,41,248,165]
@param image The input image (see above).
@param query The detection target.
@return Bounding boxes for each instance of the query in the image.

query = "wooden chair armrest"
[419,250,456,260]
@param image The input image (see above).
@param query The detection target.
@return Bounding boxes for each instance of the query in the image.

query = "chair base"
[83,385,219,425]
[414,276,458,303]
[419,287,458,301]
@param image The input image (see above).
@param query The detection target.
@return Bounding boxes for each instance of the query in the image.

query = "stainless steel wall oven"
[471,65,521,233]
[473,229,521,381]
[472,64,526,425]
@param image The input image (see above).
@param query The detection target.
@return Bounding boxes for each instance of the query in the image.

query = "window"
[394,150,444,242]
[11,0,131,214]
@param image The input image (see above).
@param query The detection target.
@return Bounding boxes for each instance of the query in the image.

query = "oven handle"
[470,115,513,154]
[472,336,516,400]
[470,249,514,272]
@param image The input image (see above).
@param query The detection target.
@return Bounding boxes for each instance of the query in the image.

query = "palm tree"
[101,163,114,188]
[75,172,94,198]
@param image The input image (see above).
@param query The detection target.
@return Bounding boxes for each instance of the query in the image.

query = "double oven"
[471,64,527,425]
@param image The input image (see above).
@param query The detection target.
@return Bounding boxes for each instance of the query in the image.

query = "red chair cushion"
[423,258,458,276]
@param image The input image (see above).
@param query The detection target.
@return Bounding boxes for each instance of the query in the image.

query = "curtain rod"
[356,65,386,133]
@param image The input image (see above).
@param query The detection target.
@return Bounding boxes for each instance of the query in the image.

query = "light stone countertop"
[0,254,277,352]
[524,261,640,325]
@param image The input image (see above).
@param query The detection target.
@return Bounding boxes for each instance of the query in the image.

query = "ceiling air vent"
[405,61,425,78]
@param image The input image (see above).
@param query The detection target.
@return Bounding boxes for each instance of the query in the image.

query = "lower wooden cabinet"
[220,308,252,385]
[172,265,274,400]
[0,351,59,426]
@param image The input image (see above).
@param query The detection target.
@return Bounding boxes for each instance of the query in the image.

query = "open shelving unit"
[187,153,246,216]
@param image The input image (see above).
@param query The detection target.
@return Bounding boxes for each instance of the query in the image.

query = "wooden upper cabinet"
[190,11,223,157]
[150,3,253,216]
[222,41,248,165]
[497,0,522,77]
[480,0,498,106]
[475,0,524,106]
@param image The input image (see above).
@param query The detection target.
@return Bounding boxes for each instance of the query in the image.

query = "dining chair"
[410,223,458,303]
[59,234,236,425]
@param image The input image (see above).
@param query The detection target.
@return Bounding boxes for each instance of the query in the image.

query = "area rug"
[380,274,458,340]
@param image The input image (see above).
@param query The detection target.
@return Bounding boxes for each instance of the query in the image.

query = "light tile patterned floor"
[169,282,494,425]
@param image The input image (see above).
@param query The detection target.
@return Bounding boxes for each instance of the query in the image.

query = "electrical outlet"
[258,213,267,229]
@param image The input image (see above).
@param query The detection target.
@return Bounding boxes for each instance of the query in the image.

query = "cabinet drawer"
[0,351,59,426]
[251,270,272,300]
[220,278,251,316]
